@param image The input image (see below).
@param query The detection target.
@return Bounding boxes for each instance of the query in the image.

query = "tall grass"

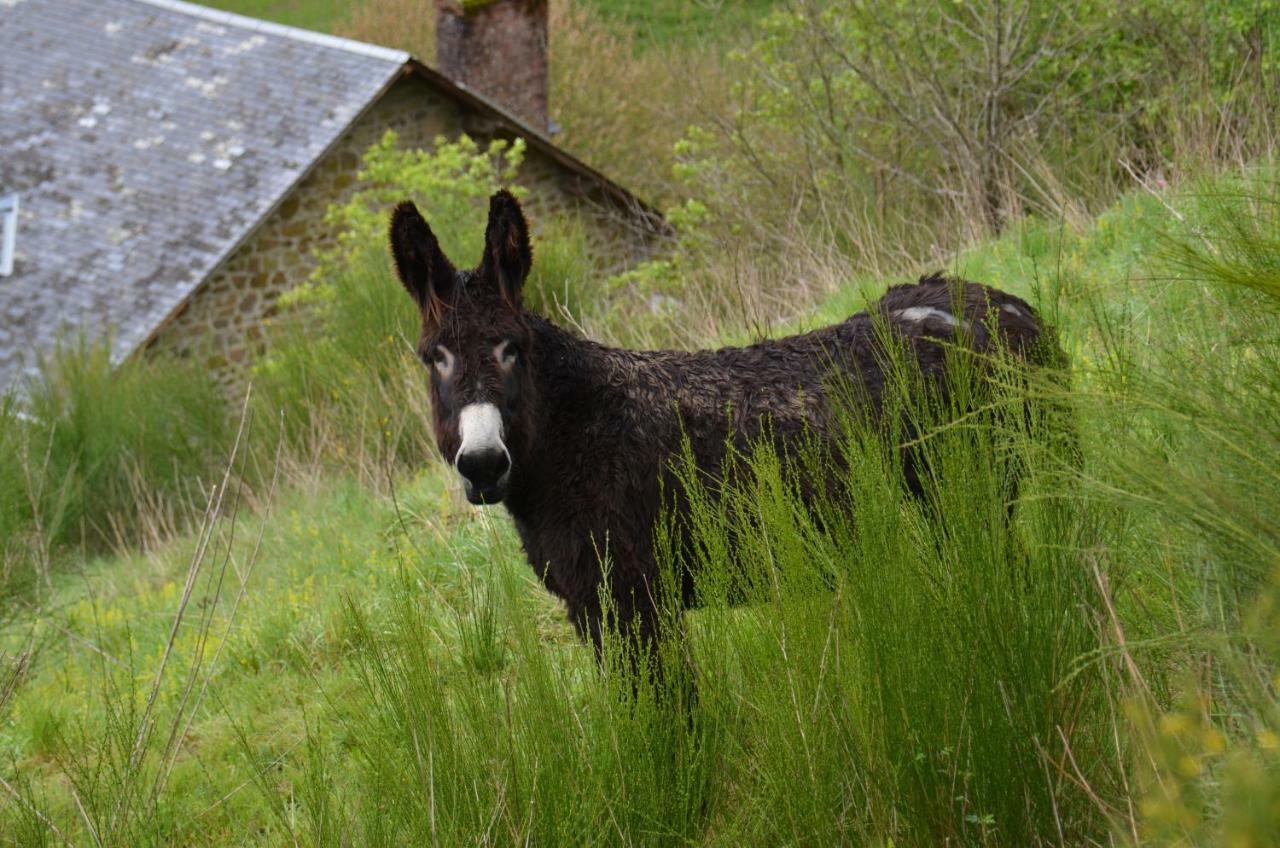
[26,342,231,549]
[238,319,1101,846]
[254,247,438,479]
[1081,170,1280,843]
[0,342,229,599]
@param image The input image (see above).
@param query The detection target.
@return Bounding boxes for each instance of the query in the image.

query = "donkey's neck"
[526,314,634,411]
[500,315,649,518]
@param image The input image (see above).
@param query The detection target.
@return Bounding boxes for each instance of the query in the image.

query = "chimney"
[435,0,549,133]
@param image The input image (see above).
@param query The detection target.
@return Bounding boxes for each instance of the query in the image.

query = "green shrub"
[254,246,436,471]
[20,340,229,555]
[668,0,1280,268]
[312,130,526,282]
[0,342,230,603]
[1063,166,1280,844]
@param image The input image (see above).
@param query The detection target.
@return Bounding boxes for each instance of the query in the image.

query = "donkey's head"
[390,191,537,505]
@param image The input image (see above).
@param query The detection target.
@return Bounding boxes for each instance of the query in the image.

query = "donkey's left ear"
[478,190,532,303]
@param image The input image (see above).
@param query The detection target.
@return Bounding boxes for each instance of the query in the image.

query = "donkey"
[388,191,1056,664]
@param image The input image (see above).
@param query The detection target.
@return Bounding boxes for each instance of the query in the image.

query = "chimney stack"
[435,0,549,133]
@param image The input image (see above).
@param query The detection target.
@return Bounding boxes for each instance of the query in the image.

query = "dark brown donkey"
[389,191,1056,664]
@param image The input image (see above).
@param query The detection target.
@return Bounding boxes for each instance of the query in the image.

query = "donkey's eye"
[495,340,520,370]
[427,345,455,378]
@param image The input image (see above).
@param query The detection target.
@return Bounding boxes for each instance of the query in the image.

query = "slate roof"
[1,0,668,400]
[0,0,416,396]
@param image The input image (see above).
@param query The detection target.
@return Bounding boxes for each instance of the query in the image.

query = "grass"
[5,167,1278,843]
[0,342,230,605]
[195,0,353,31]
[201,0,775,50]
[582,0,776,49]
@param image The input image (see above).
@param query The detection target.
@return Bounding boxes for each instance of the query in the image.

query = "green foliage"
[0,342,229,598]
[309,130,526,288]
[23,341,230,550]
[668,0,1280,272]
[1165,170,1280,299]
[254,245,438,471]
[1087,172,1280,844]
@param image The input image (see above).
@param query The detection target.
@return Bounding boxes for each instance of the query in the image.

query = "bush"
[25,341,231,551]
[669,0,1280,269]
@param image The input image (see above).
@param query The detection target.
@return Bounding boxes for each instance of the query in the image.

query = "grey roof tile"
[0,0,407,396]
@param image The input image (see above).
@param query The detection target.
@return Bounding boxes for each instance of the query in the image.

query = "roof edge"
[130,62,408,360]
[403,60,672,236]
[128,0,410,64]
[129,2,667,234]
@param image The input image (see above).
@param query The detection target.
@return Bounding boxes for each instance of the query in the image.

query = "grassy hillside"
[198,0,352,31]
[4,1,1279,844]
[202,0,773,48]
[4,171,1278,844]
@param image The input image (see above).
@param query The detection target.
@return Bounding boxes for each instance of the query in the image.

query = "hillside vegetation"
[3,1,1280,845]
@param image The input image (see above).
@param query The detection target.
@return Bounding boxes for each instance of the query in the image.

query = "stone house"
[0,0,665,397]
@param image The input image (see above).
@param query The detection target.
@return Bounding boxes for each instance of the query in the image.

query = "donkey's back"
[613,273,1052,461]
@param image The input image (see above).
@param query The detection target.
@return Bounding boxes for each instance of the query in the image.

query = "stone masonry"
[147,74,652,392]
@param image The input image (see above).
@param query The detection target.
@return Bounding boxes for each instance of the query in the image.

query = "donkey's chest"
[508,481,661,600]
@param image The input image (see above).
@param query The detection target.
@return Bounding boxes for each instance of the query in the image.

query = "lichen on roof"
[0,0,406,397]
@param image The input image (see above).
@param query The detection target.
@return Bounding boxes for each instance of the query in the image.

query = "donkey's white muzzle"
[455,403,511,504]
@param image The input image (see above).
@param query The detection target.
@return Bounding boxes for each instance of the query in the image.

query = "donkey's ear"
[389,201,456,312]
[478,190,532,303]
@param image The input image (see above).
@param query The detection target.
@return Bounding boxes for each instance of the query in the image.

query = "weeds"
[3,3,1280,843]
[0,342,230,600]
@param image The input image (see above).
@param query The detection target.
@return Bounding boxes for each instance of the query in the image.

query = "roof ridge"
[128,0,410,64]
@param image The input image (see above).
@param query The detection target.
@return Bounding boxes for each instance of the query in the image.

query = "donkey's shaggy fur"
[390,192,1056,659]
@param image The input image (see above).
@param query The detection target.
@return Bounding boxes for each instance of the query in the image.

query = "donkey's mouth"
[463,475,508,506]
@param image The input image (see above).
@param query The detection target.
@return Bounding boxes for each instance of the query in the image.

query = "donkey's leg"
[569,573,696,711]
[568,583,662,687]
[567,596,605,663]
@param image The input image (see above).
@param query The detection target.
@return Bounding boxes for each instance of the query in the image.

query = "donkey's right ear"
[389,201,456,312]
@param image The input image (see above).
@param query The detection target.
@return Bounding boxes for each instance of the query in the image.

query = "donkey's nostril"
[456,448,510,488]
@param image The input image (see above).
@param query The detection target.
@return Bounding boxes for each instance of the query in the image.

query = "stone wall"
[147,73,654,391]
